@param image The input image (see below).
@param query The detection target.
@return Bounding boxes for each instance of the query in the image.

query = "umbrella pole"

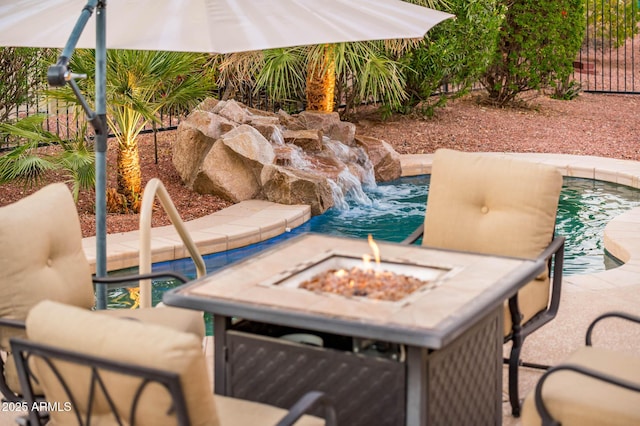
[94,2,108,310]
[46,0,108,309]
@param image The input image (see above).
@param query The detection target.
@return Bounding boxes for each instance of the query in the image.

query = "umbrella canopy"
[0,0,453,309]
[0,0,453,53]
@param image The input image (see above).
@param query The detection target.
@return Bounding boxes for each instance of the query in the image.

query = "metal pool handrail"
[138,178,206,308]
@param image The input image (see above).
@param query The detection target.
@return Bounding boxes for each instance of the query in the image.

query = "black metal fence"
[573,0,639,94]
[0,81,296,151]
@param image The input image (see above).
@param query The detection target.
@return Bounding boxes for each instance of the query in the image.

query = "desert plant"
[47,49,216,212]
[0,114,95,201]
[218,42,411,116]
[216,0,452,116]
[481,0,585,106]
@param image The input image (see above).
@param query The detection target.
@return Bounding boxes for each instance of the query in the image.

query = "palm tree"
[48,49,216,212]
[217,0,448,115]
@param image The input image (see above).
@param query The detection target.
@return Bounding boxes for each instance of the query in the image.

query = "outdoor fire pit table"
[163,234,544,425]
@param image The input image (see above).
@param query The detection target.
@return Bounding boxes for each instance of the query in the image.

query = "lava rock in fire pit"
[299,266,432,302]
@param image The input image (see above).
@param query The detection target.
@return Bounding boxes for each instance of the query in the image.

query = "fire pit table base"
[216,308,502,426]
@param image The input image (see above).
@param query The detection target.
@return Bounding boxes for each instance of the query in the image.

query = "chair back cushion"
[0,184,95,331]
[423,150,563,334]
[0,183,95,392]
[25,300,218,426]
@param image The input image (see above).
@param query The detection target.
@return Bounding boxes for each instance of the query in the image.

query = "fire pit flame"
[367,234,381,266]
[334,269,347,277]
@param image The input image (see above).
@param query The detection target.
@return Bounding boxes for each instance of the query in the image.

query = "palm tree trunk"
[306,45,336,112]
[116,139,142,213]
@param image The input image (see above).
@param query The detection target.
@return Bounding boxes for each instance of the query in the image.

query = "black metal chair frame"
[533,312,640,426]
[402,225,566,417]
[10,335,336,426]
[0,271,190,404]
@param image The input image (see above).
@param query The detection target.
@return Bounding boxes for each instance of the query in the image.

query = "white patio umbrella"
[0,0,453,308]
[0,0,453,52]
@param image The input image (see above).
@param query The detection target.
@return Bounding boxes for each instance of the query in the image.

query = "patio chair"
[11,300,335,425]
[0,183,205,403]
[401,149,565,416]
[521,311,640,425]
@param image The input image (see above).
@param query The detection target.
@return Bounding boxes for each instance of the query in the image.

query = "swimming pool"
[107,176,640,309]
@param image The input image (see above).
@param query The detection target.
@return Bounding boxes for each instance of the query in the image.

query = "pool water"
[107,176,640,310]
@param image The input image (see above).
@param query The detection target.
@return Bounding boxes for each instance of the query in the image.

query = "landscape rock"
[355,135,402,182]
[298,110,341,132]
[191,140,262,203]
[282,129,323,152]
[217,100,249,123]
[221,125,275,167]
[261,165,334,215]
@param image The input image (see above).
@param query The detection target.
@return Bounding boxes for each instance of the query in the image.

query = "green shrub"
[0,48,55,123]
[397,0,505,115]
[481,0,585,106]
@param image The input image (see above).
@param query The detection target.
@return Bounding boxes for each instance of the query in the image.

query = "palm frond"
[254,47,307,102]
[0,142,57,186]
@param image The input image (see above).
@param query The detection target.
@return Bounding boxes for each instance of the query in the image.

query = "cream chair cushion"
[27,300,216,425]
[522,346,640,425]
[0,183,95,340]
[0,183,204,396]
[0,183,95,394]
[422,149,563,335]
[26,301,324,426]
[215,395,324,426]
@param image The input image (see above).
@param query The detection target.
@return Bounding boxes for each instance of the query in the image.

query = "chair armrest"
[534,363,640,426]
[539,235,565,318]
[0,318,26,330]
[275,391,337,426]
[92,271,189,289]
[586,311,640,346]
[400,223,424,245]
[505,235,564,345]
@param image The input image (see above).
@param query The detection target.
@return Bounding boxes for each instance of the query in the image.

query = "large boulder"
[221,125,275,167]
[327,121,356,146]
[297,110,355,145]
[191,140,262,203]
[195,97,221,113]
[217,99,250,123]
[172,111,230,185]
[298,110,341,133]
[354,135,402,182]
[261,165,334,215]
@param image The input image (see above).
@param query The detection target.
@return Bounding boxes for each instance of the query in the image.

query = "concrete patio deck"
[2,153,639,425]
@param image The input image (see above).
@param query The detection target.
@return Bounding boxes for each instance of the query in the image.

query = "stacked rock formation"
[172,99,401,215]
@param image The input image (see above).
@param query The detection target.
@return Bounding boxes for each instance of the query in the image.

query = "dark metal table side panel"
[425,307,502,426]
[225,329,406,426]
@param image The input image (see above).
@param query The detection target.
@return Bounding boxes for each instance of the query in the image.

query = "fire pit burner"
[299,266,435,301]
[260,251,454,304]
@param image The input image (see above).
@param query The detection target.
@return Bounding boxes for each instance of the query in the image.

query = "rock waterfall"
[172,99,402,215]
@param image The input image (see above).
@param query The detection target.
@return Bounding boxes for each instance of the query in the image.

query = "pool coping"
[87,153,640,291]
